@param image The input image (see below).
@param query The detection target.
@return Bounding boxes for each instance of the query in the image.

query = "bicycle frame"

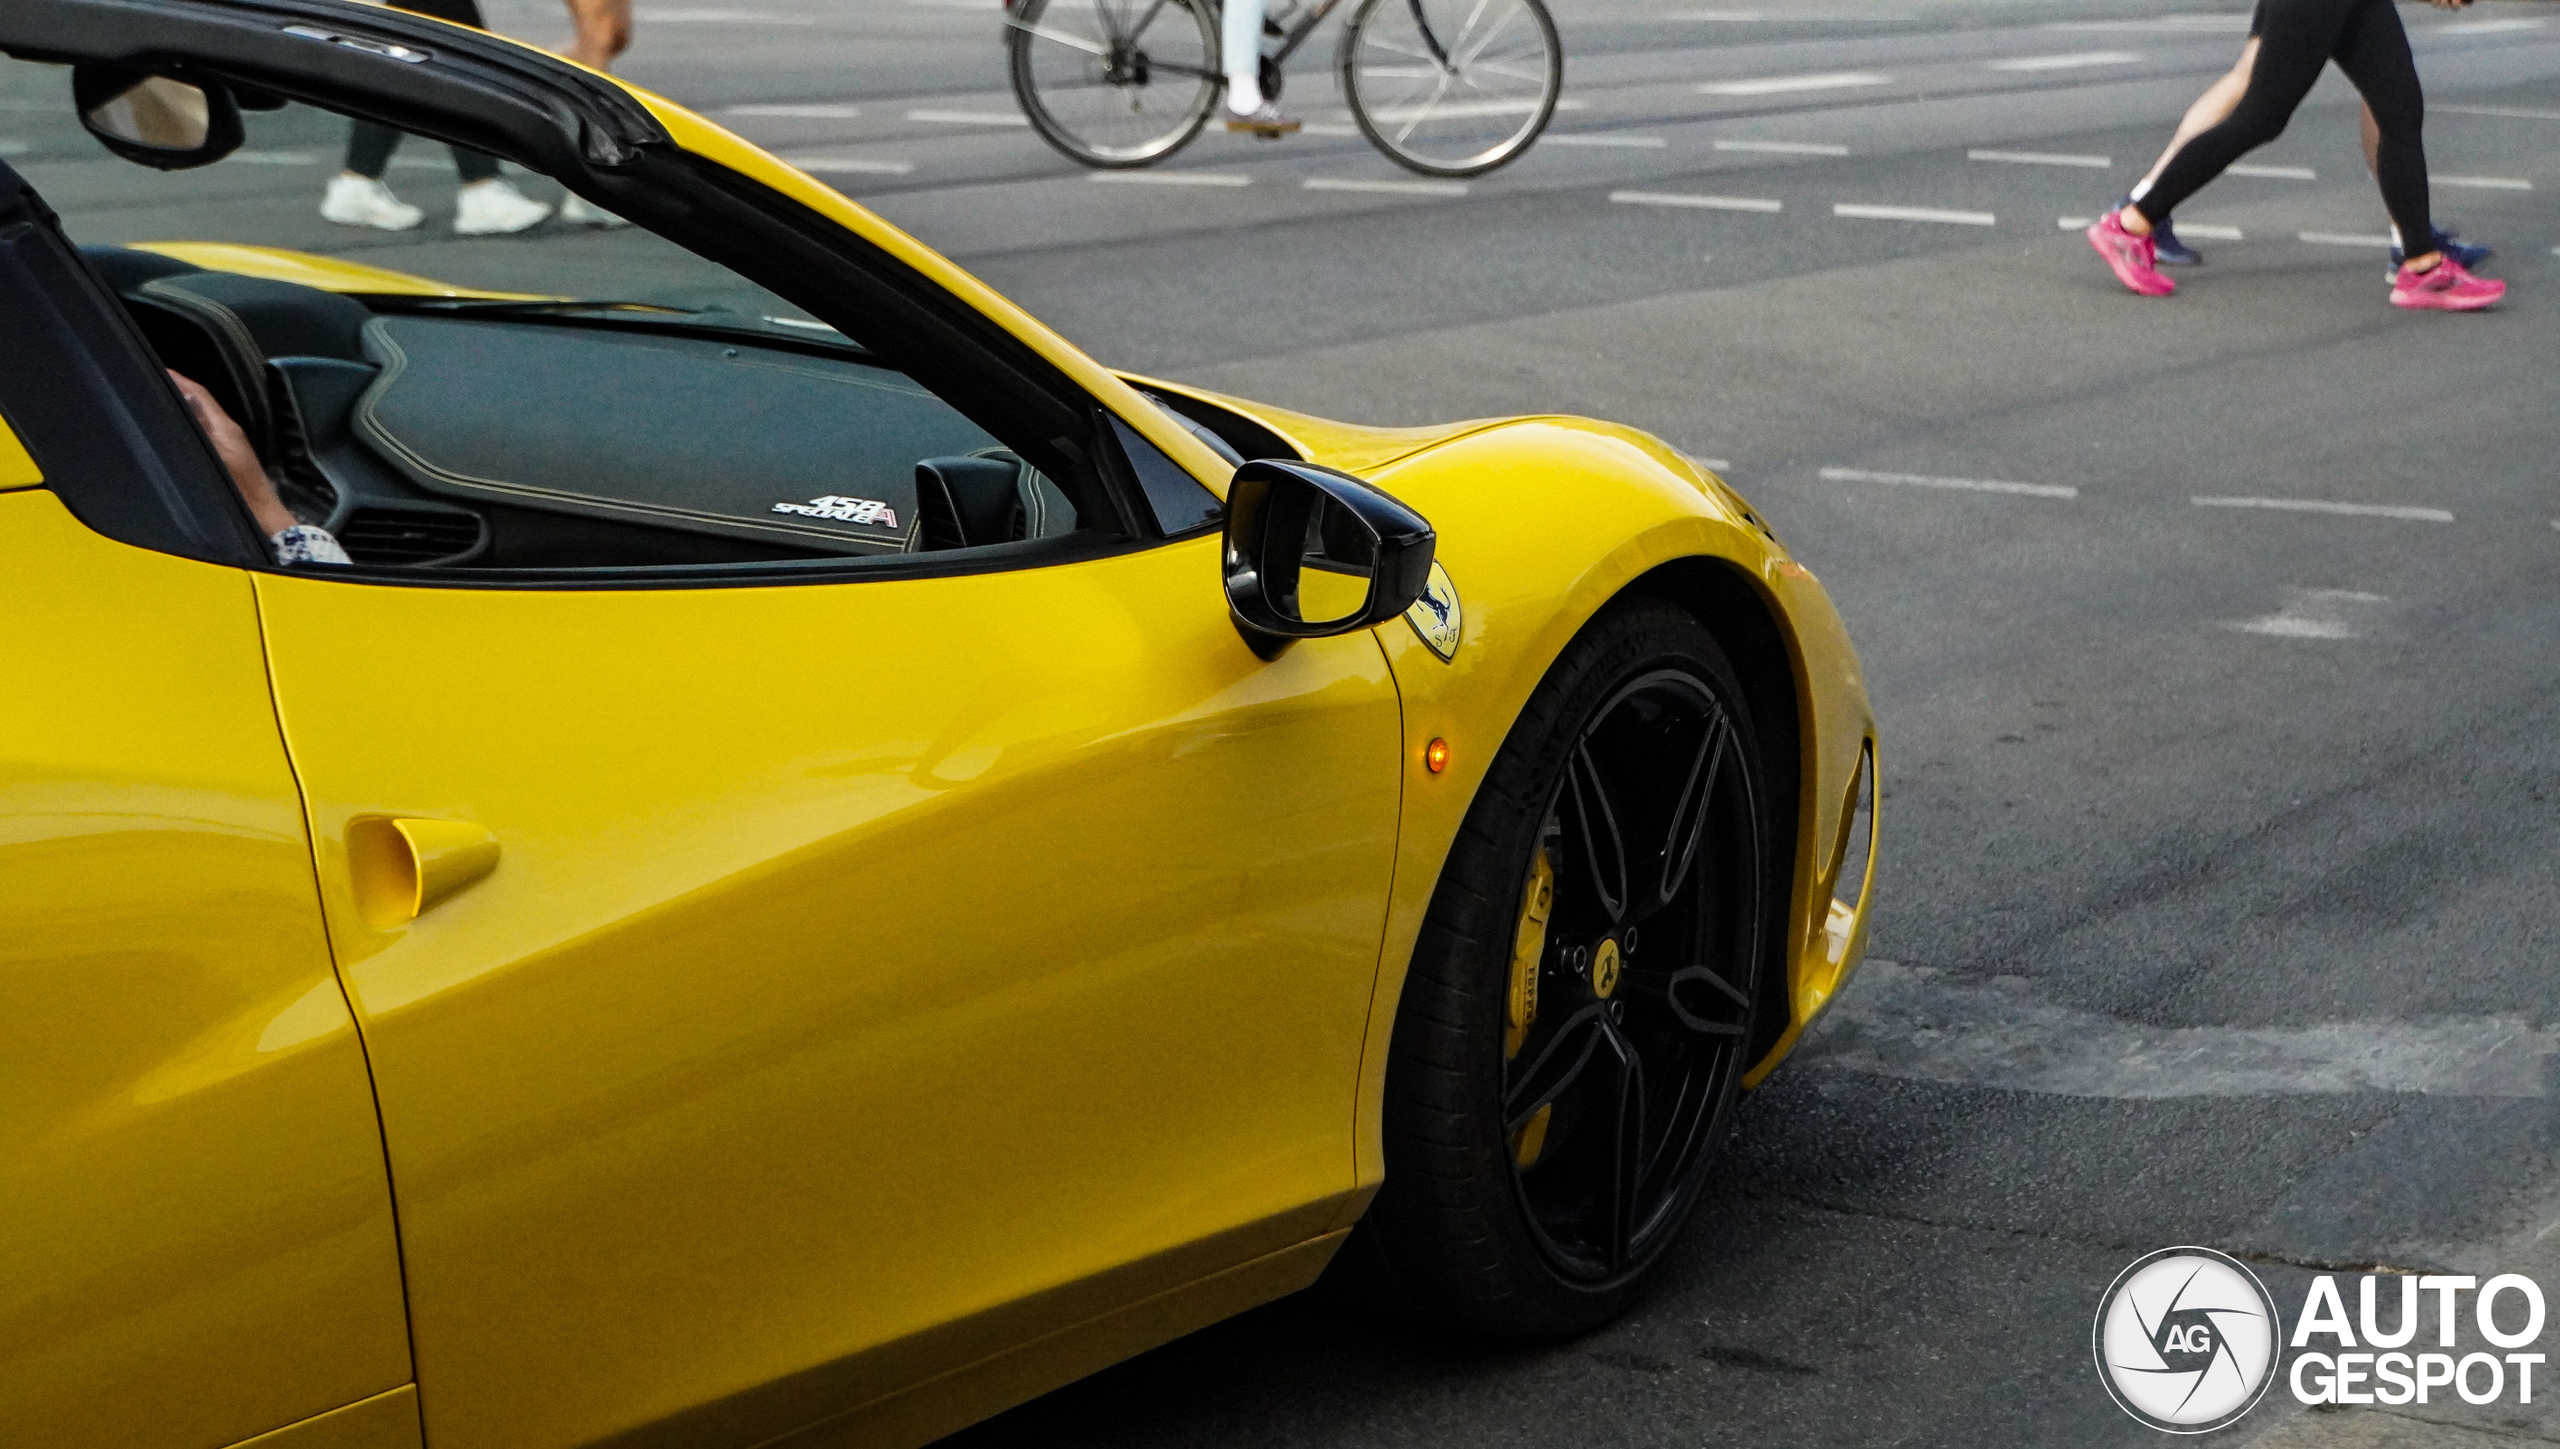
[1006,0,1434,88]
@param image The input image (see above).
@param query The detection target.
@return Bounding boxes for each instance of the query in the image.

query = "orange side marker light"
[1425,738,1451,774]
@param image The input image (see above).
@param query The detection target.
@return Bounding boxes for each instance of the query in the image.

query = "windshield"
[0,53,828,327]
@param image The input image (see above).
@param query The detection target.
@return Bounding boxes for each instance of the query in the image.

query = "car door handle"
[348,816,500,927]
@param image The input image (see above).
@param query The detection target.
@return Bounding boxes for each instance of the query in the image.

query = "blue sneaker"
[2388,225,2490,279]
[2119,198,2201,265]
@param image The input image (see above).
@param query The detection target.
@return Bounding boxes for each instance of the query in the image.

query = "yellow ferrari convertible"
[0,3,1875,1446]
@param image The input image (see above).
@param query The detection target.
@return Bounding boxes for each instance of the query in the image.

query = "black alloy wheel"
[1341,600,1772,1338]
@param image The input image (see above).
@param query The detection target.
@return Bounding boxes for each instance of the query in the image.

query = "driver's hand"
[169,370,297,536]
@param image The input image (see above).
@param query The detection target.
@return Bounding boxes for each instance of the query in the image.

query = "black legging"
[2135,0,2430,249]
[342,0,501,183]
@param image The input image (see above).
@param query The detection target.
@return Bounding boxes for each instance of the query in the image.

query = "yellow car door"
[0,459,412,1440]
[254,535,1403,1448]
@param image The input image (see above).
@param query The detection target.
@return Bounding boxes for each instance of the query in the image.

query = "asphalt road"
[15,0,2560,1442]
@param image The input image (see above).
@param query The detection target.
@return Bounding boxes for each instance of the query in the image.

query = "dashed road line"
[1822,467,2075,497]
[639,7,816,22]
[1299,122,1363,137]
[1665,8,1767,17]
[2298,231,2392,247]
[2437,174,2533,190]
[2047,14,2247,28]
[1716,138,1849,155]
[2429,16,2545,33]
[787,157,916,175]
[1834,202,1995,226]
[2228,588,2391,640]
[2441,104,2560,120]
[1304,176,1469,197]
[1700,72,1892,96]
[0,141,28,157]
[1091,171,1252,187]
[224,151,320,164]
[2230,163,2316,179]
[905,109,1030,127]
[1545,134,1668,147]
[2192,496,2453,522]
[727,103,861,118]
[1796,960,2551,1099]
[2059,215,2241,238]
[1987,50,2141,71]
[1614,190,1782,211]
[1971,148,2111,167]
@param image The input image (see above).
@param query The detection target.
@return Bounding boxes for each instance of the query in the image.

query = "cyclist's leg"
[1223,0,1267,111]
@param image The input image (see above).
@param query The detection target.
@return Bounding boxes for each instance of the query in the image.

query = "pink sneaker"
[2086,210,2175,297]
[2390,257,2504,311]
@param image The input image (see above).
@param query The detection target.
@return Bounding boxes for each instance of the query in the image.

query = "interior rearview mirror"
[73,66,244,171]
[1222,459,1435,658]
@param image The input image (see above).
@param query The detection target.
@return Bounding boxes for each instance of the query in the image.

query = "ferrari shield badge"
[1405,561,1462,661]
[772,495,899,528]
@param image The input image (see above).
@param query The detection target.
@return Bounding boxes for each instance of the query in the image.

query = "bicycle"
[1004,0,1562,179]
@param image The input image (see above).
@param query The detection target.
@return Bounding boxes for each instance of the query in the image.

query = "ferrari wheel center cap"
[1591,937,1622,999]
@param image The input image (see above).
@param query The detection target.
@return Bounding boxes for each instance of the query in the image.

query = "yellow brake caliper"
[1507,846,1556,1168]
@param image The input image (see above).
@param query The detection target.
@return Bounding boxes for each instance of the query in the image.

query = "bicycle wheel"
[1007,0,1222,169]
[1340,0,1562,178]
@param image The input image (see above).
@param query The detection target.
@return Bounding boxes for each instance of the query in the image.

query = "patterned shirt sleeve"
[269,524,353,567]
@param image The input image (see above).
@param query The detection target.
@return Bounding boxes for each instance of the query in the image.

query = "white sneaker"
[557,192,631,228]
[320,173,425,231]
[453,178,552,235]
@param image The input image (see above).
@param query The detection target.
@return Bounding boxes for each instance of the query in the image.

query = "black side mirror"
[73,66,245,171]
[1222,459,1435,658]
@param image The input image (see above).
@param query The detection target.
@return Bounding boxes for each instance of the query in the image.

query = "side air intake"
[335,507,484,565]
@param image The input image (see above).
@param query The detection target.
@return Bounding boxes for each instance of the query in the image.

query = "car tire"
[1343,599,1774,1340]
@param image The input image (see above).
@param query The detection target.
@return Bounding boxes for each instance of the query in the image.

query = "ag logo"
[1404,561,1462,661]
[2095,1247,2282,1434]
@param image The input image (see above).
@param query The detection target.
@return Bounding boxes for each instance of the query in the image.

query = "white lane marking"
[1299,122,1364,136]
[2059,215,2243,239]
[1700,71,1892,96]
[787,157,916,175]
[1970,148,2111,167]
[2226,587,2390,640]
[2193,495,2453,522]
[224,150,320,164]
[2047,14,2248,29]
[1091,170,1252,187]
[905,109,1030,127]
[1545,133,1668,147]
[2298,230,2393,247]
[1613,189,1782,211]
[1795,961,2553,1099]
[1357,97,1588,122]
[1833,202,1996,226]
[1665,8,1766,17]
[639,7,817,21]
[2437,174,2533,190]
[1822,466,2074,497]
[1687,456,1734,471]
[2429,16,2545,33]
[0,140,28,156]
[1304,176,1469,196]
[1715,138,1849,155]
[727,103,861,118]
[2441,103,2560,120]
[1987,50,2141,71]
[2230,163,2316,179]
